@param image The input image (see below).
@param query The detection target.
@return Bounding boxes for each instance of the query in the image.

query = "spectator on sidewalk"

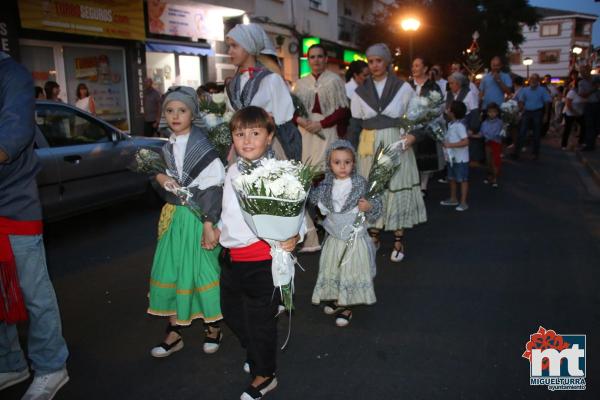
[562,79,586,150]
[0,51,70,400]
[578,65,600,152]
[513,74,551,160]
[143,78,162,137]
[43,81,62,102]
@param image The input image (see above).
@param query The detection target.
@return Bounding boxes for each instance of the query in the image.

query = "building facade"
[509,7,597,79]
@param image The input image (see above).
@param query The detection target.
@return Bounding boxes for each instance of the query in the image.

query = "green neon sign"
[300,58,311,77]
[302,37,321,56]
[343,50,367,63]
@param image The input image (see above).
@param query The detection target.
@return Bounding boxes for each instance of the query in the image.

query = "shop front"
[145,0,246,89]
[15,0,146,133]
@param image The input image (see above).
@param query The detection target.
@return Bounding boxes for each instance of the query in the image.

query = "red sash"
[0,217,43,323]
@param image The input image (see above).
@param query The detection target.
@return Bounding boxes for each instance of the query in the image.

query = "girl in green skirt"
[147,86,225,358]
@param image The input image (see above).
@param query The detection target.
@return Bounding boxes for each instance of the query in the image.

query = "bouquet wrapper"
[240,210,305,287]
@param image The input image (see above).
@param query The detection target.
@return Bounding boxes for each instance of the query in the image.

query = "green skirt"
[147,204,222,325]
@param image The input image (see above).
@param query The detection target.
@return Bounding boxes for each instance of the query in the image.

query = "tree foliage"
[360,0,539,72]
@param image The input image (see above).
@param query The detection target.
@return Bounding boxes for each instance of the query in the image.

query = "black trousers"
[220,251,279,377]
[143,121,156,137]
[562,115,584,148]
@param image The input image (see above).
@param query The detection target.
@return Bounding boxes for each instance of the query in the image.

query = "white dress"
[351,78,427,230]
[312,177,376,306]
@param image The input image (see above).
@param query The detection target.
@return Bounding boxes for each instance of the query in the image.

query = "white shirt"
[345,78,358,99]
[225,72,295,125]
[445,121,469,163]
[75,96,91,113]
[350,77,416,121]
[452,89,479,113]
[468,81,479,97]
[219,164,306,249]
[564,88,585,117]
[436,78,448,99]
[332,177,353,212]
[169,132,226,189]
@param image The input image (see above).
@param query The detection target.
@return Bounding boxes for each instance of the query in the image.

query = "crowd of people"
[1,20,599,400]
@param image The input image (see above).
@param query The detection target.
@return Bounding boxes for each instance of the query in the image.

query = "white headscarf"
[226,23,277,57]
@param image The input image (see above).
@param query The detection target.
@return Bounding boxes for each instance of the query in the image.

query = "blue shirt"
[516,85,551,111]
[0,52,42,220]
[480,72,512,109]
[480,117,504,143]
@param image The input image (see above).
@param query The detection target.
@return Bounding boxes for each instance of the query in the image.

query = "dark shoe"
[151,324,184,358]
[203,324,223,354]
[240,376,278,399]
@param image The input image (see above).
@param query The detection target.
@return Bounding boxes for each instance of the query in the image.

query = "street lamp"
[522,57,533,80]
[401,17,420,68]
[572,46,583,55]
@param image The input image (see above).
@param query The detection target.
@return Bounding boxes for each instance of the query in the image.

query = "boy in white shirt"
[441,101,470,211]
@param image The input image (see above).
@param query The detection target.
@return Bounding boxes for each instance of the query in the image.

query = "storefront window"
[179,55,201,89]
[63,46,129,131]
[146,52,176,94]
[21,45,57,94]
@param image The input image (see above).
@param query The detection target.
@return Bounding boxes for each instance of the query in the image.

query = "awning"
[145,42,214,57]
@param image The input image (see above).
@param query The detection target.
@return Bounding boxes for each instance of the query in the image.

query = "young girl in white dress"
[310,140,382,327]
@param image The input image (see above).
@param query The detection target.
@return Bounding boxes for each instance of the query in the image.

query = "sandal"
[151,324,184,358]
[335,308,352,327]
[203,324,223,354]
[240,376,278,400]
[368,228,380,251]
[323,301,344,315]
[390,234,405,263]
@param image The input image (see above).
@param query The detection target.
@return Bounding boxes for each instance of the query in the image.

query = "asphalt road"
[4,144,600,400]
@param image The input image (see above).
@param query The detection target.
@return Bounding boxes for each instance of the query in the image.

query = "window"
[509,51,522,65]
[35,104,111,147]
[540,23,560,37]
[575,21,592,37]
[309,0,328,13]
[539,50,560,64]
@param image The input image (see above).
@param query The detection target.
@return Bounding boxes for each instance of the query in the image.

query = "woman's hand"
[358,198,372,212]
[306,121,322,134]
[279,234,300,252]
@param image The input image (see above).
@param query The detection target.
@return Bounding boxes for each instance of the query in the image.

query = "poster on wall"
[147,0,231,41]
[64,46,129,131]
[18,0,145,41]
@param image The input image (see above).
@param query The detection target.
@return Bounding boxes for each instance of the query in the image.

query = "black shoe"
[241,376,278,399]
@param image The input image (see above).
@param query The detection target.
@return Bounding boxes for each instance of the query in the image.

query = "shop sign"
[147,1,232,41]
[18,0,145,41]
[0,2,20,58]
[343,49,366,63]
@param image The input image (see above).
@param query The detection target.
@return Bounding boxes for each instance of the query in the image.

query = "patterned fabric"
[226,63,272,112]
[293,71,348,118]
[355,74,405,116]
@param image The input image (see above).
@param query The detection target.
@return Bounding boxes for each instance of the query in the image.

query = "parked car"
[34,100,166,221]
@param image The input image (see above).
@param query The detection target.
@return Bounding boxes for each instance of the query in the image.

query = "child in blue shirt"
[474,102,503,187]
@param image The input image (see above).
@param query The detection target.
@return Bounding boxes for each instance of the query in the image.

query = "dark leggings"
[562,115,584,148]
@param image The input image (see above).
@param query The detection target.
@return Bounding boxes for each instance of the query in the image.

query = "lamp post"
[401,17,420,68]
[522,57,533,80]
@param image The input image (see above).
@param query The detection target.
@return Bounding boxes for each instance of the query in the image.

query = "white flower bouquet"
[400,91,446,143]
[500,99,520,137]
[233,159,318,311]
[199,95,232,162]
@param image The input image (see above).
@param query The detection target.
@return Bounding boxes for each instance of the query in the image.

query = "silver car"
[34,100,166,221]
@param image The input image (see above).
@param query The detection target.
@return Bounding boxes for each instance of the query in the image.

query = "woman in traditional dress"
[224,23,301,162]
[408,56,444,197]
[293,43,350,253]
[351,44,427,262]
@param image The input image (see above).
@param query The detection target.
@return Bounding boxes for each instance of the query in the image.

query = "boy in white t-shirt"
[441,101,470,211]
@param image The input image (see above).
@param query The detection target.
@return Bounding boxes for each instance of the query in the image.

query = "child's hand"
[201,222,219,250]
[156,173,180,191]
[358,198,372,212]
[279,234,300,252]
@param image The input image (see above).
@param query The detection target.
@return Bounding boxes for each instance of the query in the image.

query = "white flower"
[222,111,234,123]
[377,154,393,168]
[418,97,430,107]
[429,91,442,103]
[204,113,221,128]
[211,93,226,104]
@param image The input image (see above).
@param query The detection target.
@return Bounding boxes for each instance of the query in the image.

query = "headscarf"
[324,139,357,176]
[365,43,392,65]
[159,85,205,130]
[226,23,277,57]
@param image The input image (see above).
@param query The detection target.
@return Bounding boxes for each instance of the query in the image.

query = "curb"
[576,150,600,188]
